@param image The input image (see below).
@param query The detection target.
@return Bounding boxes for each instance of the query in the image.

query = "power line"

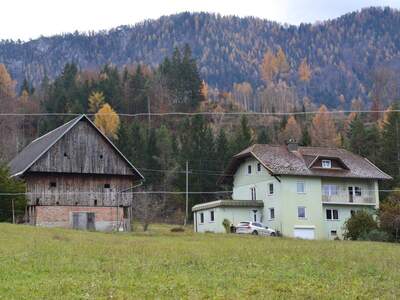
[0,109,398,117]
[0,191,232,196]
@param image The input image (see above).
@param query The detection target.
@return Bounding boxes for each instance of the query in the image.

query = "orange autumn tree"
[282,115,302,142]
[94,103,120,140]
[260,50,277,84]
[310,105,340,147]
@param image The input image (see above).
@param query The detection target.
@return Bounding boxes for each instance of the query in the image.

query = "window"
[104,183,110,189]
[269,208,275,220]
[330,230,337,236]
[50,182,57,188]
[297,181,305,194]
[63,152,68,158]
[94,199,98,206]
[268,183,274,195]
[250,187,256,200]
[322,184,338,196]
[247,165,252,174]
[257,163,262,172]
[99,154,103,159]
[326,209,339,220]
[253,210,258,222]
[199,212,204,224]
[322,160,332,168]
[297,206,306,219]
[210,210,215,222]
[354,186,362,196]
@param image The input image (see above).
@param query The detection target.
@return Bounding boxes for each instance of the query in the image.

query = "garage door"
[293,227,315,240]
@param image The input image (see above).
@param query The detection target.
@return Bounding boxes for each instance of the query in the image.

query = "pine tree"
[144,128,161,187]
[215,128,231,171]
[348,115,368,156]
[300,128,311,146]
[257,128,270,144]
[232,116,253,154]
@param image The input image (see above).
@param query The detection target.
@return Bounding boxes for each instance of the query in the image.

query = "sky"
[1,0,400,41]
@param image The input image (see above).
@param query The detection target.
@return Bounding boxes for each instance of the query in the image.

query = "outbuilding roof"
[8,115,144,180]
[220,144,392,183]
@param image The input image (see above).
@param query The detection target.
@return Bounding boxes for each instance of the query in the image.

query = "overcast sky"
[2,0,400,41]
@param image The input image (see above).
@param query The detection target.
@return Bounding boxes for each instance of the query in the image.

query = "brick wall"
[34,206,124,231]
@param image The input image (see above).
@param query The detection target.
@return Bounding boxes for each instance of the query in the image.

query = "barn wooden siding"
[29,120,135,176]
[25,173,134,206]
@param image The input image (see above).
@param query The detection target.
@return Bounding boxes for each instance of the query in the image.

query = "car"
[235,221,276,236]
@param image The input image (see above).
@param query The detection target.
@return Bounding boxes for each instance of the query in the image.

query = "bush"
[222,219,231,233]
[359,229,390,242]
[170,227,185,233]
[343,210,377,240]
[379,195,400,242]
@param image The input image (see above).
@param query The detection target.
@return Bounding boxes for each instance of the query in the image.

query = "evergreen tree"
[257,128,270,144]
[232,116,253,154]
[215,128,231,171]
[144,128,161,187]
[300,128,311,146]
[348,115,368,156]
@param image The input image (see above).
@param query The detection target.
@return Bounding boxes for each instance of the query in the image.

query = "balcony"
[322,191,375,205]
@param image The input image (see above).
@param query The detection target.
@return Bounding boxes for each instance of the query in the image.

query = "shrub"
[379,196,400,242]
[343,210,377,240]
[222,219,231,233]
[359,229,390,242]
[170,227,185,233]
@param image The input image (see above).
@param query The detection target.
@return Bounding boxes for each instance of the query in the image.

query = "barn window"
[50,182,57,188]
[94,199,98,206]
[99,154,103,159]
[56,201,59,205]
[74,202,78,206]
[104,183,110,189]
[63,152,68,158]
[36,198,40,205]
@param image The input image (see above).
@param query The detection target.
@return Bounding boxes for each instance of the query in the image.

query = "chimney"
[286,138,298,152]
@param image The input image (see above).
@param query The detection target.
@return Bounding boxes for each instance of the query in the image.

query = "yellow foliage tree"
[94,103,120,140]
[283,116,302,142]
[298,58,311,82]
[310,105,340,147]
[276,48,290,76]
[0,64,16,99]
[260,50,277,84]
[88,91,105,113]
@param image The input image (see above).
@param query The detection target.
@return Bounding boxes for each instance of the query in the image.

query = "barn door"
[87,213,96,231]
[72,212,95,230]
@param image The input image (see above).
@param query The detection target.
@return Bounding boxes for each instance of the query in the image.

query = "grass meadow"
[0,223,400,299]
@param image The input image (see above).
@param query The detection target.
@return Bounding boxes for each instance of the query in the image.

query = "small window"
[74,202,78,206]
[99,154,103,159]
[56,201,59,205]
[269,208,275,220]
[298,206,306,219]
[253,210,258,222]
[200,212,204,224]
[94,199,98,206]
[257,163,261,172]
[247,165,252,174]
[250,187,256,200]
[330,230,337,236]
[36,198,40,205]
[50,181,57,188]
[354,186,362,196]
[268,183,274,195]
[104,183,110,189]
[297,181,305,194]
[63,152,68,158]
[210,210,215,222]
[326,209,339,220]
[322,160,332,168]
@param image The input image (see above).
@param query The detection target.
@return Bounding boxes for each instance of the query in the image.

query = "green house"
[193,142,391,240]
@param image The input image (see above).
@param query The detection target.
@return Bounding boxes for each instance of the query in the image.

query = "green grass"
[0,224,400,299]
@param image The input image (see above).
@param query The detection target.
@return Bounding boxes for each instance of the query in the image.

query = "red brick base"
[32,206,124,231]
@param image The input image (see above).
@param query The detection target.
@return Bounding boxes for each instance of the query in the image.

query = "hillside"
[1,223,400,298]
[1,7,400,107]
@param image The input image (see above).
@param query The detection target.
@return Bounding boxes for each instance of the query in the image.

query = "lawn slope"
[0,224,399,299]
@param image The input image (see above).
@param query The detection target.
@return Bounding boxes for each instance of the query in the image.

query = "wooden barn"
[8,115,144,231]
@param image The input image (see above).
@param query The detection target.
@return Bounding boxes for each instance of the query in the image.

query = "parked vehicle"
[235,221,276,236]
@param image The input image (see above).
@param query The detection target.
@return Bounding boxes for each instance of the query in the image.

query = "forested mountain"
[1,7,400,108]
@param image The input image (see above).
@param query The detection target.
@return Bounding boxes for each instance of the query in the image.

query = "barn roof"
[220,144,391,183]
[8,115,144,180]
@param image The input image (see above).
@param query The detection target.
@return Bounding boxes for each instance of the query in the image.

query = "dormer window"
[247,165,252,174]
[322,160,332,168]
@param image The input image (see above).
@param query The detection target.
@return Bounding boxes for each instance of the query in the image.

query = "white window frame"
[247,165,252,174]
[297,181,306,194]
[209,210,215,223]
[297,206,307,219]
[322,160,332,168]
[257,163,262,172]
[322,184,338,196]
[199,212,204,224]
[269,208,275,220]
[326,209,339,220]
[268,183,274,196]
[250,187,256,200]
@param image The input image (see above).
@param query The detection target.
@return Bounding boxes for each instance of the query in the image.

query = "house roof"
[8,115,144,180]
[192,200,264,212]
[220,144,392,183]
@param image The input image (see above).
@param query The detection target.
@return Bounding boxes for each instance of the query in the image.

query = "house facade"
[9,115,144,231]
[193,142,391,239]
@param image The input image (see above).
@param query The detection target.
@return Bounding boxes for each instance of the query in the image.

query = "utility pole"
[184,160,189,226]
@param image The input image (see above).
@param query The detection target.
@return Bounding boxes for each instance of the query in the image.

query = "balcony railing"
[322,192,375,205]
